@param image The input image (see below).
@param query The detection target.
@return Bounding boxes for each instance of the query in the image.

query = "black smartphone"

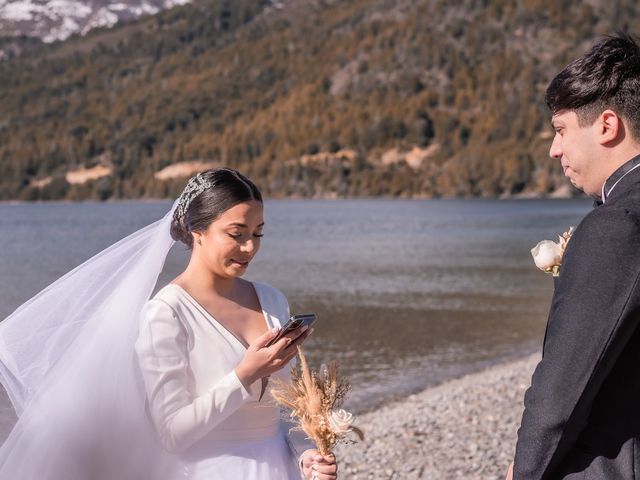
[266,313,317,347]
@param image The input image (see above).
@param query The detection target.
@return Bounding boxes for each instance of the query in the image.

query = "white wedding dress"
[135,281,306,480]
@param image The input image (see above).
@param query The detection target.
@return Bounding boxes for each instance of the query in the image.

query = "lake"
[0,198,592,436]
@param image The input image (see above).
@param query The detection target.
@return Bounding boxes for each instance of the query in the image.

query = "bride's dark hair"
[170,168,262,249]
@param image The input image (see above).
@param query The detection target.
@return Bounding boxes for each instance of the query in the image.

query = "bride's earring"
[196,238,202,246]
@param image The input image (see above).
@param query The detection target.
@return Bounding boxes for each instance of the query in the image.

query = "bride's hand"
[301,450,337,480]
[235,325,312,389]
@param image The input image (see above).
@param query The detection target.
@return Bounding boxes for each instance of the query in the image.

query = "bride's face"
[194,200,264,279]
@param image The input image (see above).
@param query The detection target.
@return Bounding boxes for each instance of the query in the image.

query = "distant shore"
[335,353,540,480]
[0,193,585,205]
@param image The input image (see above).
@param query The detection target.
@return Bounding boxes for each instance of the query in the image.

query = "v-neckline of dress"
[166,282,270,350]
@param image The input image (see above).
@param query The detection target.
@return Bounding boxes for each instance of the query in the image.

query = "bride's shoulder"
[147,284,181,304]
[139,286,194,340]
[251,280,289,308]
[141,285,185,320]
[137,287,193,351]
[251,280,286,298]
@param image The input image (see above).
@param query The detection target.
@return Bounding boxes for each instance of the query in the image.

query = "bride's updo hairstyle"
[170,168,262,249]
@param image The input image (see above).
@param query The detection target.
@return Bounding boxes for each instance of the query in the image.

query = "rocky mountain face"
[1,0,638,201]
[0,0,191,42]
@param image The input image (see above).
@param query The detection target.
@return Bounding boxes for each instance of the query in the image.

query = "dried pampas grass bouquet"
[270,346,364,456]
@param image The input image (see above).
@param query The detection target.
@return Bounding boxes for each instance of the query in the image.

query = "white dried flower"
[328,409,354,435]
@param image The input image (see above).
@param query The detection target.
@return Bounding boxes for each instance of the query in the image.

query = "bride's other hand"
[235,326,312,389]
[301,450,338,480]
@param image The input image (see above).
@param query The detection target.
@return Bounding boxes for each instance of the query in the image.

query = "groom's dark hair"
[545,33,640,140]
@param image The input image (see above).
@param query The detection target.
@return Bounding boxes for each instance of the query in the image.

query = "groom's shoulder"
[602,183,640,220]
[574,203,640,244]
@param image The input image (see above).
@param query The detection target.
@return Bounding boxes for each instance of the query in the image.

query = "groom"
[509,34,640,479]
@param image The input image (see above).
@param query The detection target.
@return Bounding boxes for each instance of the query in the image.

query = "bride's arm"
[135,299,252,454]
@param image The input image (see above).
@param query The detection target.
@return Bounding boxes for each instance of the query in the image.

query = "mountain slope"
[0,0,638,201]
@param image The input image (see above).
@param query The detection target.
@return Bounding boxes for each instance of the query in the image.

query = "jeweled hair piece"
[174,172,214,221]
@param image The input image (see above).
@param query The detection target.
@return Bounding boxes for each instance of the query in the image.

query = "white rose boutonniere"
[531,227,574,277]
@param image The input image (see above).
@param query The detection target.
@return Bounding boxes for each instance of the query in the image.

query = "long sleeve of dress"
[135,298,252,454]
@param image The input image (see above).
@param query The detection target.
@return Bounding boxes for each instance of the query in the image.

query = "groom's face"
[549,110,602,196]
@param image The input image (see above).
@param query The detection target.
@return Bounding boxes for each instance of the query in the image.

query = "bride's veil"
[0,202,183,479]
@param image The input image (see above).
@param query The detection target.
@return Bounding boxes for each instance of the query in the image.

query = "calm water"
[0,199,592,434]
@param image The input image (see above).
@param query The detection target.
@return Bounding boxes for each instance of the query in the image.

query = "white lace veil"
[0,201,182,479]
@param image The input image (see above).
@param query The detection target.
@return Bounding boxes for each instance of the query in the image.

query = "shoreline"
[335,352,540,479]
[0,196,587,206]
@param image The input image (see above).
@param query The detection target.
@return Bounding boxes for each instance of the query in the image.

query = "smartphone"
[266,313,317,347]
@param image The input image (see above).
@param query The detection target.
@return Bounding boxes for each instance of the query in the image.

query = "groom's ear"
[598,110,623,145]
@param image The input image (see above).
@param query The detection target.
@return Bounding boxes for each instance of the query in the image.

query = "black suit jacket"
[514,167,640,479]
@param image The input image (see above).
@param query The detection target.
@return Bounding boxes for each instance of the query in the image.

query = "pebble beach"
[336,353,540,480]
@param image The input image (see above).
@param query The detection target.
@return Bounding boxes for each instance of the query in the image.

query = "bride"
[0,168,338,479]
